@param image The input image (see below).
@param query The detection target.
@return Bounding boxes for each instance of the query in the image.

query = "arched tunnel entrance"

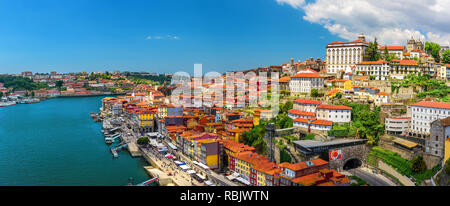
[343,158,362,170]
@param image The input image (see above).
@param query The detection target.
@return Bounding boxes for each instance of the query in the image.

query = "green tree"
[310,89,319,98]
[242,121,270,155]
[281,101,293,114]
[137,137,150,145]
[365,38,381,61]
[335,92,342,99]
[280,149,292,163]
[31,91,35,97]
[445,158,450,175]
[442,50,450,64]
[410,155,427,173]
[383,45,390,60]
[425,42,441,62]
[304,133,315,140]
[55,80,64,88]
[0,91,3,98]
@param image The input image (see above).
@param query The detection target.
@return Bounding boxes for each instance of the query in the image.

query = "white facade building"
[293,99,321,113]
[374,92,390,106]
[289,69,324,94]
[316,104,352,123]
[326,34,369,74]
[293,118,332,131]
[379,46,405,60]
[410,101,450,138]
[355,60,390,80]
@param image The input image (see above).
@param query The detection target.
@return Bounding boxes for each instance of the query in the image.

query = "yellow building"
[436,64,447,80]
[158,105,167,119]
[231,151,277,185]
[330,79,352,90]
[221,139,255,168]
[325,89,341,101]
[226,128,249,142]
[445,138,450,163]
[135,109,156,133]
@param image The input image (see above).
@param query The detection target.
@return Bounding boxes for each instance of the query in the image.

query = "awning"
[393,138,418,148]
[226,175,236,180]
[235,177,251,185]
[196,162,210,170]
[167,142,177,150]
[196,173,206,180]
[179,165,191,170]
[204,181,216,186]
[186,170,196,174]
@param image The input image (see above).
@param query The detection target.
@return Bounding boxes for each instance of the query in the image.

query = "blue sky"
[0,0,357,74]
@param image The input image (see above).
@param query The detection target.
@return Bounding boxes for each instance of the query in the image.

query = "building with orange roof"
[410,101,450,138]
[291,169,350,186]
[223,112,243,122]
[278,158,329,186]
[279,76,291,91]
[226,128,251,143]
[378,46,406,60]
[230,151,268,182]
[325,88,341,101]
[288,109,316,120]
[374,92,391,106]
[177,132,219,161]
[326,34,369,74]
[289,69,324,94]
[316,104,352,123]
[328,78,353,90]
[353,75,369,87]
[250,159,278,186]
[254,109,273,120]
[293,98,321,112]
[355,60,390,80]
[293,118,333,132]
[220,139,256,171]
[390,59,419,80]
[130,107,157,134]
[194,138,221,169]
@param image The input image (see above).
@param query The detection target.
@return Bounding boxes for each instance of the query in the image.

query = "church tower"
[358,33,366,42]
[407,36,415,52]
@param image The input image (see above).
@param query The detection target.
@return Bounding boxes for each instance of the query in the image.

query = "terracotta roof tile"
[412,101,450,110]
[317,104,352,110]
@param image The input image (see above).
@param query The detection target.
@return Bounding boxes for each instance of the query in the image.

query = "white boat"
[0,101,16,107]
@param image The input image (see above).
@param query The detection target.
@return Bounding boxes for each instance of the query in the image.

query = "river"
[0,96,150,186]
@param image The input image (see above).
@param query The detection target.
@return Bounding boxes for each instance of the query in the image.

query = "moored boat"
[0,101,16,107]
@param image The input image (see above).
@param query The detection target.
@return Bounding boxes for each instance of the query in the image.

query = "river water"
[0,96,149,186]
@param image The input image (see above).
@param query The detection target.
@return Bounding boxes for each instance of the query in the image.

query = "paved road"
[347,168,396,186]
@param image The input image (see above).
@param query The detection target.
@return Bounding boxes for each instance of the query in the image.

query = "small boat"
[105,137,114,144]
[0,101,16,107]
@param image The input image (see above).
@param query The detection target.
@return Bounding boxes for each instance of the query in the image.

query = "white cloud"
[278,0,450,45]
[276,0,305,9]
[146,35,180,40]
